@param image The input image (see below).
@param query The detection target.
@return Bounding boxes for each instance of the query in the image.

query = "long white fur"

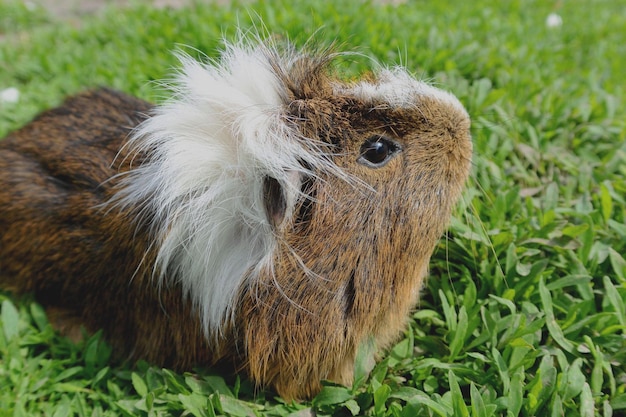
[115,41,334,338]
[114,38,464,339]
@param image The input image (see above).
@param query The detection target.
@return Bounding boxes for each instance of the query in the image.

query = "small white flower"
[546,13,563,28]
[0,87,20,104]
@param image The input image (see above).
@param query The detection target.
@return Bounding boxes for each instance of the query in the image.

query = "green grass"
[1,0,625,415]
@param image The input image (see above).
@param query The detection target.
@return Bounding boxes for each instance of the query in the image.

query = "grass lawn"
[1,0,625,415]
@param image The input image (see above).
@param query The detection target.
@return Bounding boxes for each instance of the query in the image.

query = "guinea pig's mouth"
[342,271,357,320]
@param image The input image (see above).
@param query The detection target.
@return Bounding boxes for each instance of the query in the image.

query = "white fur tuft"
[338,67,468,116]
[114,40,333,338]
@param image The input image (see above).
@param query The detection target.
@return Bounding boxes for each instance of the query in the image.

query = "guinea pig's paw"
[45,306,92,344]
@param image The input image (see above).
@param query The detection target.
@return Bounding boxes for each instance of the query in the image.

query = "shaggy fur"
[0,39,472,400]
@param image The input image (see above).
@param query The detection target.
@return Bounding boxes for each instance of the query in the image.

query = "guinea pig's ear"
[263,169,307,230]
[263,176,287,229]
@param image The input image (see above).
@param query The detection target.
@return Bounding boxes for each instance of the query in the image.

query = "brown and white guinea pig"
[0,39,472,400]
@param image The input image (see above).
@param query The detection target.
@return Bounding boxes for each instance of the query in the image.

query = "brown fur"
[0,56,471,400]
[0,90,217,368]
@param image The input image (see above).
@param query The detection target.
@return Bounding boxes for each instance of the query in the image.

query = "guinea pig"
[0,39,472,400]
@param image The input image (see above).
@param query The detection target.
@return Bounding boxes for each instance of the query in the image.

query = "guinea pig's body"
[0,41,472,400]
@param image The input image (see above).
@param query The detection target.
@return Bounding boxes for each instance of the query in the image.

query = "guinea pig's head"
[116,39,472,399]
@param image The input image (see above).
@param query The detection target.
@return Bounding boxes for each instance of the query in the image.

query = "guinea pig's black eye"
[357,135,401,168]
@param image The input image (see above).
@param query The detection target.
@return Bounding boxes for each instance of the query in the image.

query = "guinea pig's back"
[0,89,221,368]
[0,88,150,297]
